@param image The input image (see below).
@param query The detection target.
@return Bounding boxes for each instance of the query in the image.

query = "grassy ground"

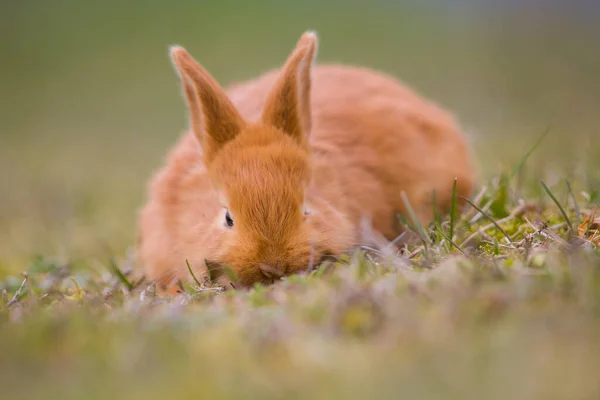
[2,2,600,398]
[2,137,600,399]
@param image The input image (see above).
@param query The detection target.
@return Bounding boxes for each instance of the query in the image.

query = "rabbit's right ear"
[170,46,246,165]
[262,31,318,146]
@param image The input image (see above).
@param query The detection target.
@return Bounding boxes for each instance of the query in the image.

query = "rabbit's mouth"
[258,263,285,280]
[203,259,282,287]
[204,251,341,288]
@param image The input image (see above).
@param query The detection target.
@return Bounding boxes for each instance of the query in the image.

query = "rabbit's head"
[169,32,351,287]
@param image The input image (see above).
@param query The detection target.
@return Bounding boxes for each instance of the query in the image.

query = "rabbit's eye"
[225,210,234,228]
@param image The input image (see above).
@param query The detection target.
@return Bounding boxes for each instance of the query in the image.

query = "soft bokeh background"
[1,0,599,274]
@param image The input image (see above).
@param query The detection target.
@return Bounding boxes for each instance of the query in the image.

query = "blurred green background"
[1,0,599,273]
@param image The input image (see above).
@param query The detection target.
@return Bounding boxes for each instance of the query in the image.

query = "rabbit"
[137,31,475,292]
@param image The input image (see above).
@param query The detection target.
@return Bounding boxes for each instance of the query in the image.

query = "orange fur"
[137,31,475,291]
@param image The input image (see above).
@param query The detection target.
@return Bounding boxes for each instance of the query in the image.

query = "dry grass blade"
[5,272,28,308]
[461,215,516,248]
[434,223,465,254]
[463,185,488,222]
[585,208,597,238]
[462,196,513,243]
[540,180,574,234]
[468,196,495,224]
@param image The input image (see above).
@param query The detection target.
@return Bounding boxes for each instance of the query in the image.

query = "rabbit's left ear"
[262,31,318,146]
[170,46,246,165]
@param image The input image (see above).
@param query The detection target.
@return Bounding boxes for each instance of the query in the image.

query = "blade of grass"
[489,173,510,218]
[450,178,458,240]
[434,222,465,254]
[204,259,217,283]
[314,262,331,278]
[462,197,512,243]
[400,191,431,247]
[390,231,408,247]
[109,259,133,291]
[540,180,574,234]
[565,180,580,227]
[186,259,202,287]
[509,125,551,180]
[223,266,238,283]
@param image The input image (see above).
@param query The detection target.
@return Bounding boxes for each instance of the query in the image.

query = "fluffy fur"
[137,31,475,291]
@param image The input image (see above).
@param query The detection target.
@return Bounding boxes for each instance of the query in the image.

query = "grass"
[1,154,600,399]
[2,3,600,397]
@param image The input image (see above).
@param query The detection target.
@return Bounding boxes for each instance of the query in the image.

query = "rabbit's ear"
[170,46,246,164]
[262,31,318,145]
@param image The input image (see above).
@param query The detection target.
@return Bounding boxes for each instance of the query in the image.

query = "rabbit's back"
[225,65,475,239]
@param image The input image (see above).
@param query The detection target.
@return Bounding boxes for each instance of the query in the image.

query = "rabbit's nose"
[258,263,284,280]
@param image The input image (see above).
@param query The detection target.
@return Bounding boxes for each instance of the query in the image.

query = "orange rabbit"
[137,31,475,291]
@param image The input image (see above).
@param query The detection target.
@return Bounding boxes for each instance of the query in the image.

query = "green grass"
[2,2,600,398]
[2,159,599,399]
